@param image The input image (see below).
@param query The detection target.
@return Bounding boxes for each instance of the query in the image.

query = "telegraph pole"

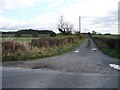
[79,16,81,34]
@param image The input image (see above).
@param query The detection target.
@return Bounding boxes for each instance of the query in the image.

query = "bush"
[50,33,56,37]
[2,41,22,53]
[2,40,40,61]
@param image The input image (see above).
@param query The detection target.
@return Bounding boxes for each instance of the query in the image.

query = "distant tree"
[75,31,81,35]
[92,31,96,35]
[32,31,39,37]
[104,33,111,35]
[58,16,73,35]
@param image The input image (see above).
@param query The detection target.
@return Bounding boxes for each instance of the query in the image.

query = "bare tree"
[58,16,73,35]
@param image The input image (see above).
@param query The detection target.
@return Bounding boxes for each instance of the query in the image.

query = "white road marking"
[109,64,120,70]
[75,49,79,53]
[75,51,79,53]
[92,48,97,51]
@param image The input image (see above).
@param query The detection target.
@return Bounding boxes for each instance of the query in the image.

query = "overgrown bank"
[2,35,84,61]
[92,35,120,59]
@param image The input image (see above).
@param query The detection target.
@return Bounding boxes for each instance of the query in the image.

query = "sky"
[0,0,119,34]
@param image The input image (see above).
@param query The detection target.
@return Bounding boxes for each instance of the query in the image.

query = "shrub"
[50,32,56,37]
[2,40,40,61]
[2,41,22,53]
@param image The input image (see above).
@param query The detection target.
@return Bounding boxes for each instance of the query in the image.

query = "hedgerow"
[2,35,84,61]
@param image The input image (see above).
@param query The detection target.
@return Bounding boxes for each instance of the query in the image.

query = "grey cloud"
[0,23,33,31]
[92,10,118,26]
[82,10,118,34]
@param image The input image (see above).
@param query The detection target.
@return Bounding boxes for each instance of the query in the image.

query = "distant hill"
[2,29,56,35]
[2,31,16,34]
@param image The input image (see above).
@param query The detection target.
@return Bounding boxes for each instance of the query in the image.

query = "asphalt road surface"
[2,39,120,88]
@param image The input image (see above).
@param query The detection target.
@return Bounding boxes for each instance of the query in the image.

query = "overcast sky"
[0,0,119,34]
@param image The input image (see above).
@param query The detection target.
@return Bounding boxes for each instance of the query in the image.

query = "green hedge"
[92,36,120,59]
[92,37,120,51]
[31,36,82,48]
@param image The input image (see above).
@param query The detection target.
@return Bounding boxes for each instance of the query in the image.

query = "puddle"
[109,64,120,70]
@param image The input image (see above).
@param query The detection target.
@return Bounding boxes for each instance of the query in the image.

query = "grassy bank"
[2,35,84,61]
[92,35,120,59]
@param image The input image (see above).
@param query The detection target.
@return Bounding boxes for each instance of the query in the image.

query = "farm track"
[2,39,120,88]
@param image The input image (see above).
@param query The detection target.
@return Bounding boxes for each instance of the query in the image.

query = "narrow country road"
[2,39,119,88]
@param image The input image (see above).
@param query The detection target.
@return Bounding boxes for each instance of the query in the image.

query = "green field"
[2,33,51,42]
[2,34,50,38]
[1,34,79,42]
[2,37,38,42]
[92,34,120,39]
